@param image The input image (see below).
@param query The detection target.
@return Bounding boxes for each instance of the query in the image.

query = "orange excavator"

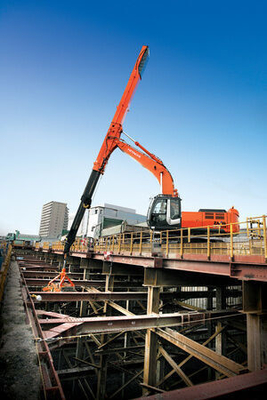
[43,45,239,291]
[64,44,239,253]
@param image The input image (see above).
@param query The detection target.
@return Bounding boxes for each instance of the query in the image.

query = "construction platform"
[1,216,267,399]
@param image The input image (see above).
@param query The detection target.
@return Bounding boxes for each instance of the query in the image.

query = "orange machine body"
[182,207,240,234]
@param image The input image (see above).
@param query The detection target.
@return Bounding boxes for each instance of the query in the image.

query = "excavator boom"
[116,138,177,196]
[64,46,149,255]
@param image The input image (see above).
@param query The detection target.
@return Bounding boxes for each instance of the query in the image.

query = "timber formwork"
[16,247,267,400]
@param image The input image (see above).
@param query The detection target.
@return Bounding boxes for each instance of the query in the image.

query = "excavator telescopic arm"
[64,45,150,256]
[93,45,150,174]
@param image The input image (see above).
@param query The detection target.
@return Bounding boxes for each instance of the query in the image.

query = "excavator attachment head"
[42,267,76,292]
[138,46,150,78]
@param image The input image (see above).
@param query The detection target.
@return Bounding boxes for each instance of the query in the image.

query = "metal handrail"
[34,216,267,261]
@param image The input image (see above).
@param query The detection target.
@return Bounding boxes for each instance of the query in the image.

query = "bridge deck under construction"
[7,224,265,400]
[1,216,266,399]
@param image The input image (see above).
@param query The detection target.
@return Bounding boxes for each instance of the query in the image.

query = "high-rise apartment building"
[39,201,69,238]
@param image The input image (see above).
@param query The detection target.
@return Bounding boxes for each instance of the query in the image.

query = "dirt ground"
[0,259,40,399]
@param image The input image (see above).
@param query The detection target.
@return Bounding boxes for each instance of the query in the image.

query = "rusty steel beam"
[18,258,48,264]
[31,291,148,302]
[20,276,65,399]
[21,252,267,283]
[25,278,144,288]
[31,290,225,302]
[157,325,226,388]
[96,345,145,355]
[37,310,238,335]
[137,368,267,399]
[26,278,105,287]
[57,366,95,380]
[155,327,247,377]
[23,271,83,278]
[159,346,193,387]
[230,262,267,282]
[92,253,267,282]
[37,313,208,333]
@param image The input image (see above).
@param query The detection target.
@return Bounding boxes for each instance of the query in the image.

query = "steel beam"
[25,277,144,288]
[37,311,234,334]
[102,261,144,276]
[20,275,65,399]
[137,368,267,400]
[57,366,95,379]
[159,346,193,387]
[31,291,148,302]
[92,253,267,282]
[155,327,247,377]
[23,271,83,278]
[144,268,238,287]
[157,324,226,388]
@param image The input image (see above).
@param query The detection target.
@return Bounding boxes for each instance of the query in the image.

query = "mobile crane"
[43,45,239,291]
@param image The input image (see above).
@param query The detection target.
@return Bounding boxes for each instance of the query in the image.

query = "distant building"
[68,203,146,238]
[39,201,69,238]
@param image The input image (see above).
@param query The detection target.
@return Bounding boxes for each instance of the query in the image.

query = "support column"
[143,281,160,393]
[97,263,114,400]
[72,337,84,395]
[243,281,267,371]
[207,287,214,310]
[79,268,88,317]
[122,275,131,398]
[215,286,226,356]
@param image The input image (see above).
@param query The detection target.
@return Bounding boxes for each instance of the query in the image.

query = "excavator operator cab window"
[151,198,167,228]
[148,196,181,230]
[169,198,180,219]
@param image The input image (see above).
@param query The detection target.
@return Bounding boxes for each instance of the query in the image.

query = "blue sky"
[0,0,266,235]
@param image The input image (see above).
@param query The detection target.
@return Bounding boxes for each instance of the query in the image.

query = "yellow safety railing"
[42,242,50,250]
[34,216,267,261]
[51,241,64,251]
[92,216,267,260]
[0,244,12,302]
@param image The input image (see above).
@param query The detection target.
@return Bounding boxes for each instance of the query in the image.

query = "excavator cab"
[147,195,182,230]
